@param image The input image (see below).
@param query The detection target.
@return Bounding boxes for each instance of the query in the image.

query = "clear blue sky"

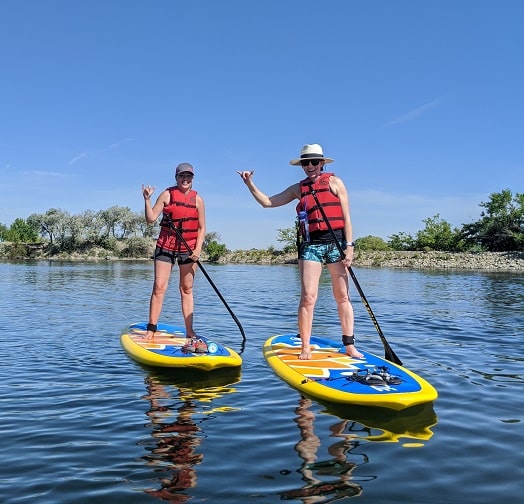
[1,0,522,250]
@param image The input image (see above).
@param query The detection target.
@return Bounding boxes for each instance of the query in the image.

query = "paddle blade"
[385,346,403,366]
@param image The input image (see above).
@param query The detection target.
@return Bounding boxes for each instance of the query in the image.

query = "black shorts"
[153,246,193,265]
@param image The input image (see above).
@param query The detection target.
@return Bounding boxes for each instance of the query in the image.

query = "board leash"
[306,182,402,365]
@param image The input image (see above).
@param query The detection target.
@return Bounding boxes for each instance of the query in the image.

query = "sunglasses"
[300,159,322,167]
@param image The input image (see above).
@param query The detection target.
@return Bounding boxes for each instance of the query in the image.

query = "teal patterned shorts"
[299,241,346,264]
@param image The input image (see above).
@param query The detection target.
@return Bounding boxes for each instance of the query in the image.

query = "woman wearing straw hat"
[237,144,362,360]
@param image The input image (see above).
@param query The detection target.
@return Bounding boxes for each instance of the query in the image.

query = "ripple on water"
[1,262,523,503]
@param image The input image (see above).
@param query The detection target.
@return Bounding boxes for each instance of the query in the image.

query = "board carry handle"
[164,215,247,346]
[307,184,402,365]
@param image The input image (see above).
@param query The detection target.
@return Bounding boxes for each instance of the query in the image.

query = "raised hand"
[236,170,254,184]
[142,184,155,200]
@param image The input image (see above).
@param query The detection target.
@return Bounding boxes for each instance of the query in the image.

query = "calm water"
[1,260,522,504]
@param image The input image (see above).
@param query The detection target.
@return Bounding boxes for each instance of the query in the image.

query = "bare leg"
[298,259,322,360]
[146,260,173,338]
[294,398,321,484]
[327,262,363,358]
[179,261,197,339]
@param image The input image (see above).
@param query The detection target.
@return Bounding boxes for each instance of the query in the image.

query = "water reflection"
[140,370,240,502]
[281,397,437,502]
[281,397,363,502]
[323,401,438,444]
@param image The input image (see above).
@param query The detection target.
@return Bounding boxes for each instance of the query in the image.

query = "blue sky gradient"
[1,0,522,249]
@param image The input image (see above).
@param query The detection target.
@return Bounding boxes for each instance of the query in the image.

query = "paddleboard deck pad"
[264,334,437,410]
[121,322,242,371]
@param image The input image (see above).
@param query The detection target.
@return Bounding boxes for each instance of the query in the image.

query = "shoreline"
[351,250,524,271]
[2,244,522,272]
[218,250,524,271]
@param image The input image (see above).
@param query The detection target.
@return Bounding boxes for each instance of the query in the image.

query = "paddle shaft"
[306,184,402,365]
[165,218,246,343]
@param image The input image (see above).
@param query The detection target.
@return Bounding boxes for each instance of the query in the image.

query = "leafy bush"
[3,242,30,259]
[120,237,153,258]
[206,240,227,262]
[355,235,390,251]
[97,235,119,252]
[388,232,417,251]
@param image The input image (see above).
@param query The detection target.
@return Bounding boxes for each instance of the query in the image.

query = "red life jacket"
[296,172,345,236]
[157,187,199,252]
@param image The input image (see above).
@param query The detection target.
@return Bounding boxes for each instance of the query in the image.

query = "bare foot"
[345,344,364,359]
[298,347,312,360]
[145,330,155,339]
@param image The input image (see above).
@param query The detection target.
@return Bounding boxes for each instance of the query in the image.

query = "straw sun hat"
[290,144,334,166]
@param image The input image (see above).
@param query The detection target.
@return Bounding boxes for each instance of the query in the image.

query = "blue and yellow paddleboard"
[264,334,437,411]
[121,322,242,371]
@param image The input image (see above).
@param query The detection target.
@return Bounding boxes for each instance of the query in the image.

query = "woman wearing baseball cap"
[142,163,206,343]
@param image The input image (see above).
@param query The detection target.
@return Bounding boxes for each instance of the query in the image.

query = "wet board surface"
[121,322,242,371]
[264,334,438,411]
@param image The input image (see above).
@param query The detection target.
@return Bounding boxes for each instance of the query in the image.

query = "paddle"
[164,216,247,345]
[306,184,402,365]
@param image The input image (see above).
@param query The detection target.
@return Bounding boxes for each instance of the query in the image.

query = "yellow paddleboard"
[121,322,242,371]
[264,334,437,411]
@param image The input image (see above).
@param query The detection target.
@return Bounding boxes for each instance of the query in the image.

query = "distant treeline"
[1,189,523,260]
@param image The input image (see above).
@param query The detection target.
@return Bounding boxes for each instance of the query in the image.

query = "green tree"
[203,232,228,261]
[98,206,135,238]
[0,223,7,242]
[276,227,297,253]
[138,222,159,239]
[120,209,142,239]
[460,189,524,251]
[27,208,69,245]
[355,235,390,251]
[5,218,39,243]
[64,214,84,250]
[78,209,103,243]
[203,231,222,250]
[53,209,72,246]
[415,214,459,251]
[388,231,416,251]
